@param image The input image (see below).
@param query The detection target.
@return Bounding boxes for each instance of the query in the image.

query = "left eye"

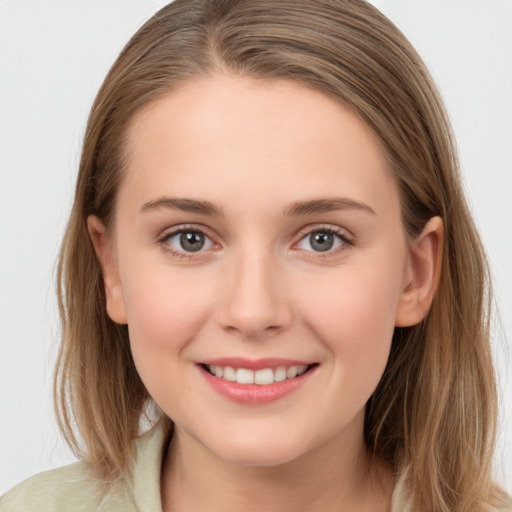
[164,230,214,253]
[297,230,346,252]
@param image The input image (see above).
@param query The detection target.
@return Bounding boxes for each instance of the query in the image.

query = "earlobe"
[87,215,128,325]
[395,216,444,327]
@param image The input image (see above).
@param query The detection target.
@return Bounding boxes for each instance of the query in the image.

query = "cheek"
[300,270,400,423]
[306,263,401,331]
[300,263,403,380]
[120,263,215,372]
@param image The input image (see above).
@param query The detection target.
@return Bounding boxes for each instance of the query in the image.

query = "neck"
[160,423,394,512]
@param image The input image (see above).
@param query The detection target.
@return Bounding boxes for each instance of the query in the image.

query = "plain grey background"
[1,0,511,494]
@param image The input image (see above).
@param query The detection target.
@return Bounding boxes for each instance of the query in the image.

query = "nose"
[216,250,293,340]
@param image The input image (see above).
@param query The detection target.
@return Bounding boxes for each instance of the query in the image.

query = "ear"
[87,215,128,325]
[395,216,444,327]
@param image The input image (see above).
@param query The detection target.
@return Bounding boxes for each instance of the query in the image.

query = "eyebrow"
[284,197,376,217]
[140,197,224,216]
[140,196,376,217]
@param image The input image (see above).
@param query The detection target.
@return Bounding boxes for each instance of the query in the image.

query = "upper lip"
[198,357,315,370]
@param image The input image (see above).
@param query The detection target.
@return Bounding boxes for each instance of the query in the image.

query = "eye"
[162,228,215,254]
[296,228,351,253]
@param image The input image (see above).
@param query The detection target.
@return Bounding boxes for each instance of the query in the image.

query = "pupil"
[180,231,205,252]
[311,232,333,252]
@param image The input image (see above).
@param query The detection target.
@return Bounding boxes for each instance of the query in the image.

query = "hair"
[54,1,511,511]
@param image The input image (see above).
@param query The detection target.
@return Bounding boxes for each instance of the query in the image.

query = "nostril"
[215,266,293,338]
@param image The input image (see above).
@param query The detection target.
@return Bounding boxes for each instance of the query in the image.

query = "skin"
[89,74,443,512]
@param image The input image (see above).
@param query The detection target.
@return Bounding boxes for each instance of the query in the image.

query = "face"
[93,74,430,467]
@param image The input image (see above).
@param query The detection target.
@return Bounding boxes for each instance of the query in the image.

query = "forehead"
[119,74,399,218]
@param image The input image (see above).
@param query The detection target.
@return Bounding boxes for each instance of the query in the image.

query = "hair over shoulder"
[55,1,511,510]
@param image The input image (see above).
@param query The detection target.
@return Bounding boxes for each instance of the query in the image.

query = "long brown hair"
[55,1,511,510]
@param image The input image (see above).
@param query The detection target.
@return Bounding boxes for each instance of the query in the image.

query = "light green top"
[0,421,168,512]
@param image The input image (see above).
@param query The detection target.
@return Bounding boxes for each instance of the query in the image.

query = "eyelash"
[294,225,354,258]
[157,224,354,260]
[158,225,214,260]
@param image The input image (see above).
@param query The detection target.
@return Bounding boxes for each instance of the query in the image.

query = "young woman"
[2,1,510,511]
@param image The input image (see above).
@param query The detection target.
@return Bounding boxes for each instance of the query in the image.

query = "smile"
[204,364,310,385]
[199,359,317,404]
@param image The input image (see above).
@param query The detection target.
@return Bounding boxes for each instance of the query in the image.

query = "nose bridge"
[217,242,291,338]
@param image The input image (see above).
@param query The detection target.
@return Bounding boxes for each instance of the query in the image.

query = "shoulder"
[0,461,135,512]
[0,418,171,512]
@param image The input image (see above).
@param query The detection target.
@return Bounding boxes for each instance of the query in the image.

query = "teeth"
[236,368,254,384]
[254,368,274,385]
[287,366,298,378]
[223,366,236,381]
[207,364,310,385]
[274,366,287,382]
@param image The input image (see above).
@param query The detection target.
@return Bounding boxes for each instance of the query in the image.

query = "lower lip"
[199,366,315,404]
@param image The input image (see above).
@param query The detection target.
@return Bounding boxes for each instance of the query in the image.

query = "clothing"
[0,421,168,512]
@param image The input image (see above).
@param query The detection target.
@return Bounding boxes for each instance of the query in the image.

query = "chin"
[203,429,312,468]
[217,446,301,468]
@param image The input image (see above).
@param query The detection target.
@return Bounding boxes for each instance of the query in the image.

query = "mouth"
[200,363,316,385]
[197,358,319,403]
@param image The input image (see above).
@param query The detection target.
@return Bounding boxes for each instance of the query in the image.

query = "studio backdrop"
[0,0,511,494]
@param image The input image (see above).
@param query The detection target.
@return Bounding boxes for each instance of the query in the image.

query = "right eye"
[161,228,215,255]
